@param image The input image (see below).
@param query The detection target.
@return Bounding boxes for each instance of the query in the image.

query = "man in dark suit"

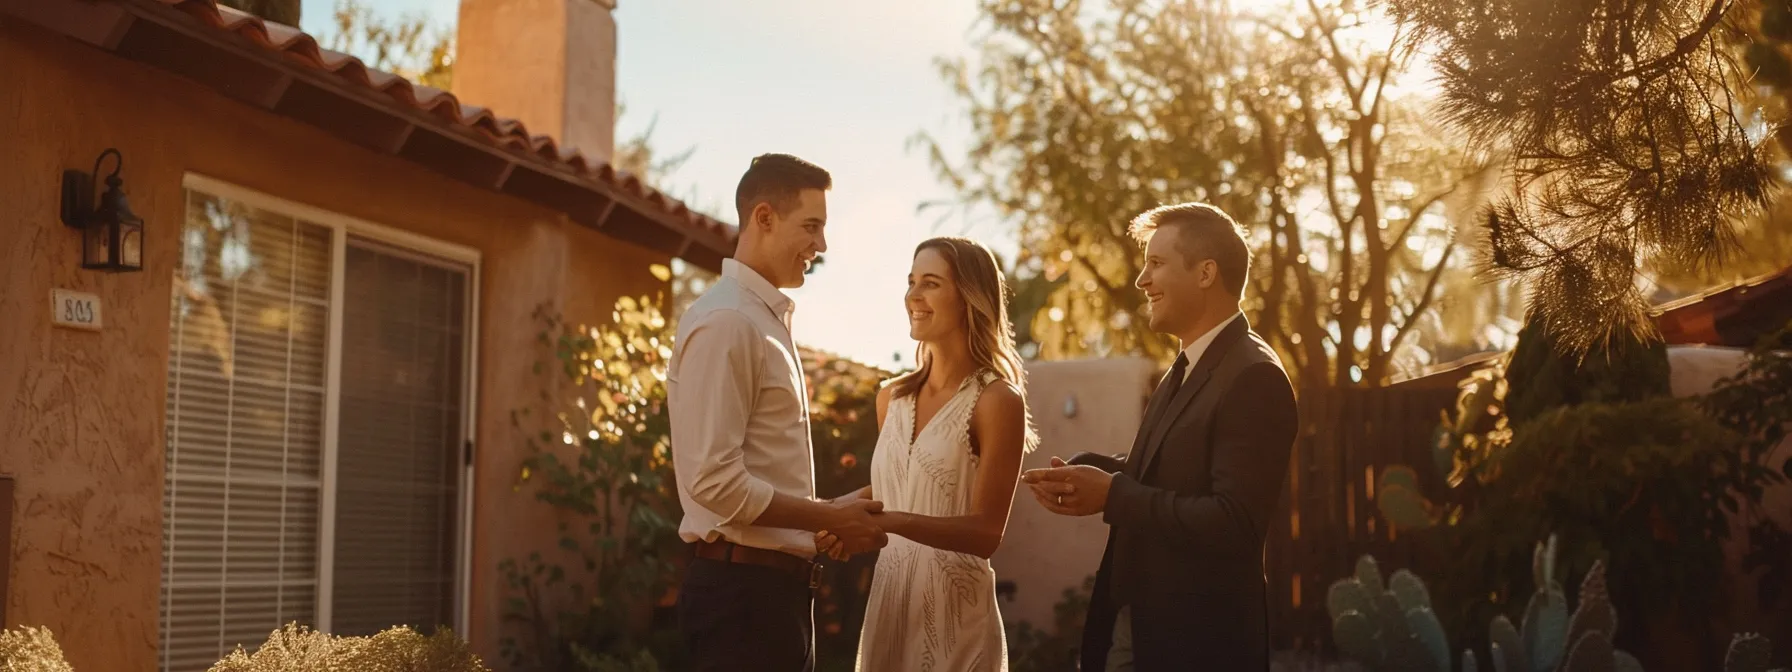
[1023,202,1298,671]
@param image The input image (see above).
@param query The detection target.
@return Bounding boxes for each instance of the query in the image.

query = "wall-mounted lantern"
[60,148,144,273]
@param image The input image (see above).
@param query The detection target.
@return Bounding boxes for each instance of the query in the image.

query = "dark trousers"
[677,557,814,672]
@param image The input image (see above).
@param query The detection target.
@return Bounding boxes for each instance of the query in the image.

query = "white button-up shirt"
[1182,312,1242,382]
[668,259,816,558]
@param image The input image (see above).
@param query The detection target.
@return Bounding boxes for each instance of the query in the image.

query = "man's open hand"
[1022,456,1115,516]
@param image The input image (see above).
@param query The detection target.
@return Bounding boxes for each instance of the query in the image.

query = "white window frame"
[178,173,482,636]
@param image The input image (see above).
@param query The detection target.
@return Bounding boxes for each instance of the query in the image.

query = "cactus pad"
[1565,560,1617,655]
[1406,606,1451,672]
[1389,569,1433,612]
[1332,610,1381,666]
[1561,630,1615,672]
[1725,633,1772,672]
[1490,615,1525,672]
[1328,578,1375,623]
[1376,483,1435,531]
[1356,555,1385,596]
[1375,592,1412,642]
[1521,587,1568,672]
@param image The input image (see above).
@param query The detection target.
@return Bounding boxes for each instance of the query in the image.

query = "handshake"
[812,496,889,562]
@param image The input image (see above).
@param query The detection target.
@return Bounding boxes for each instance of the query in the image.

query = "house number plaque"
[51,289,102,331]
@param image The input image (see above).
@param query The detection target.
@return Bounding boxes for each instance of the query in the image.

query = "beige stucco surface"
[1666,345,1792,654]
[0,19,666,670]
[992,358,1156,630]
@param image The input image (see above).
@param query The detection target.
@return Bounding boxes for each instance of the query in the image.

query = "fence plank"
[1269,385,1459,651]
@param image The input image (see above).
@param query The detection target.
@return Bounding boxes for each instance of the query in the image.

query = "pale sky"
[300,0,996,368]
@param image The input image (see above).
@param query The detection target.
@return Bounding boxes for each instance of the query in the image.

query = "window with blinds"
[330,241,466,637]
[162,188,470,671]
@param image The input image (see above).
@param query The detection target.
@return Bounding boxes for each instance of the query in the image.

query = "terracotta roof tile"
[147,0,737,243]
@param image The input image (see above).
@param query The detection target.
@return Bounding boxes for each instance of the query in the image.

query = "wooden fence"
[1265,384,1463,652]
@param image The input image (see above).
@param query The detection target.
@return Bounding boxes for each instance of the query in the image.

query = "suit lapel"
[1123,366,1182,477]
[1131,317,1251,479]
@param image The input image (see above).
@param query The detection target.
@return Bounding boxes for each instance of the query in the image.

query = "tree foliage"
[925,0,1512,387]
[320,0,454,90]
[1385,0,1776,356]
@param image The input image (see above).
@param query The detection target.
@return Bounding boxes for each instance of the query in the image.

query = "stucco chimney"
[453,0,617,163]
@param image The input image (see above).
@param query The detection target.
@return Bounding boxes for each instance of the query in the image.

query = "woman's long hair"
[887,236,1038,451]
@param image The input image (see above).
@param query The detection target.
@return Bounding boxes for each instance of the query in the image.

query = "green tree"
[320,0,453,90]
[924,0,1511,389]
[218,0,300,25]
[1385,0,1775,356]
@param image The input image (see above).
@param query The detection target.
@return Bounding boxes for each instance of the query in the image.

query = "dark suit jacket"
[1077,316,1297,672]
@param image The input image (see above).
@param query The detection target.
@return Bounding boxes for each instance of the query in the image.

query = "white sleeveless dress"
[855,371,1008,672]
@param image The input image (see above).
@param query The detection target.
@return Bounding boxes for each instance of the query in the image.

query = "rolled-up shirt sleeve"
[671,309,776,528]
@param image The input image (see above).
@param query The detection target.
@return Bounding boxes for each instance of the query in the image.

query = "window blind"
[161,191,331,672]
[329,240,465,637]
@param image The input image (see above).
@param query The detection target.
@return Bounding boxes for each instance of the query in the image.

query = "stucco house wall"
[0,19,668,670]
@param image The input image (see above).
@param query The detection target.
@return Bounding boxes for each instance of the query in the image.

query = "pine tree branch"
[1600,0,1731,86]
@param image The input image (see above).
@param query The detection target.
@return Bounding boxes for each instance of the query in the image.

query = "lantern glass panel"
[121,220,142,269]
[83,219,111,268]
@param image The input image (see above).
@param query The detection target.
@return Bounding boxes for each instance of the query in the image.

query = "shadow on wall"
[993,358,1157,629]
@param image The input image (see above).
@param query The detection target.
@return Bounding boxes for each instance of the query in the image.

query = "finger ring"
[1056,495,1063,505]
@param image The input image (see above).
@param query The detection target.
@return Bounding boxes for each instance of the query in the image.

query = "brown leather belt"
[692,540,821,588]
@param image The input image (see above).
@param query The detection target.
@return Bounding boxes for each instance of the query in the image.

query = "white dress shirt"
[668,259,816,558]
[1181,312,1242,382]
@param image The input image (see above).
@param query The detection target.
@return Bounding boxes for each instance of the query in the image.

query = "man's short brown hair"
[1128,202,1251,298]
[735,153,832,224]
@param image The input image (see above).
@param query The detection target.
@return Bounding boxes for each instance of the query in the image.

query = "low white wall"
[993,357,1157,630]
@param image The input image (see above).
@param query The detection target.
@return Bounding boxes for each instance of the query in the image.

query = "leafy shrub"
[0,626,73,672]
[1373,317,1792,662]
[1006,575,1093,672]
[498,298,683,671]
[205,623,487,672]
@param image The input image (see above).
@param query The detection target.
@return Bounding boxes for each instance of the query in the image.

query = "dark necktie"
[1134,352,1190,460]
[1165,352,1189,396]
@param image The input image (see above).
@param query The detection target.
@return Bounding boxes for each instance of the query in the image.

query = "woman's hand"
[814,530,850,561]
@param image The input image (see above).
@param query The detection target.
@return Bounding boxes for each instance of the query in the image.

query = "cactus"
[1407,606,1451,671]
[1520,584,1568,672]
[1564,561,1617,660]
[1326,554,1447,672]
[1357,555,1386,596]
[1561,630,1614,672]
[1329,578,1376,623]
[1724,633,1773,672]
[1490,616,1525,672]
[1328,535,1658,672]
[1390,569,1433,612]
[1332,611,1381,665]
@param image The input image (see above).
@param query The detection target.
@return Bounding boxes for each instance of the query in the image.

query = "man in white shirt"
[670,153,888,672]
